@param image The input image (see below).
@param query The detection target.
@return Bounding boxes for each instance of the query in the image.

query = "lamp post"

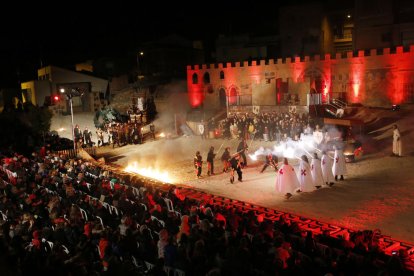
[60,88,83,151]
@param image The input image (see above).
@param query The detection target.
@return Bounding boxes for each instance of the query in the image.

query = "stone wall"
[187,45,414,108]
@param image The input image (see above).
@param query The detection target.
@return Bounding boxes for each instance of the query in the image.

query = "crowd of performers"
[275,144,347,199]
[194,114,349,200]
[194,139,248,184]
[74,122,156,150]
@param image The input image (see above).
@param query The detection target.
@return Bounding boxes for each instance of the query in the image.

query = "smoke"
[151,80,191,133]
[126,80,195,170]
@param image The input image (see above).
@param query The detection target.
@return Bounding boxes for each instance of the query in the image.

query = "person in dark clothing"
[229,154,243,183]
[206,146,216,176]
[237,139,248,167]
[194,151,203,178]
[260,154,278,173]
[149,124,156,140]
[221,147,231,172]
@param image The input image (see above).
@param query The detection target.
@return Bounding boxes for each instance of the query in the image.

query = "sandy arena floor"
[53,106,414,244]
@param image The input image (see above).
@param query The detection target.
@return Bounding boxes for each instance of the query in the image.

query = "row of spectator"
[0,150,410,275]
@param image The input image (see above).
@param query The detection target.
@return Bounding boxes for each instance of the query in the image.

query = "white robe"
[393,128,402,156]
[332,149,347,176]
[310,158,324,186]
[313,130,324,145]
[276,164,299,194]
[321,154,335,184]
[298,160,314,192]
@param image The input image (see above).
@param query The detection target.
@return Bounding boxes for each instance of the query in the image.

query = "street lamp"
[137,51,144,79]
[60,88,83,151]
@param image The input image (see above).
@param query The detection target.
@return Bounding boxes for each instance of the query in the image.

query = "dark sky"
[0,0,325,88]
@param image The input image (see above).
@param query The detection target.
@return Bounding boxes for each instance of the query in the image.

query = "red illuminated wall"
[187,45,414,108]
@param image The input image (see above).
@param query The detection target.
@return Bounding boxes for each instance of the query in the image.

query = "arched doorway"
[228,87,238,105]
[219,88,226,108]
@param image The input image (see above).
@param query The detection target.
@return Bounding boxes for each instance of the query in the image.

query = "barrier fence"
[53,146,96,158]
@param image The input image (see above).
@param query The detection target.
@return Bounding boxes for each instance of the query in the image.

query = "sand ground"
[52,105,414,243]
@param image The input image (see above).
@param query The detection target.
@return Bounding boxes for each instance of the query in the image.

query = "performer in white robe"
[313,128,324,146]
[298,155,314,192]
[310,153,324,188]
[321,151,335,186]
[276,158,300,199]
[332,145,347,181]
[392,124,402,157]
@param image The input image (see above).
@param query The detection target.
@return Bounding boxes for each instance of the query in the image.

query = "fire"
[158,132,166,138]
[125,162,173,183]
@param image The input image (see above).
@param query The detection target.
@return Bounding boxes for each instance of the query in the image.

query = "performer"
[332,145,346,181]
[207,146,216,176]
[260,153,278,173]
[83,127,92,146]
[74,125,82,146]
[198,120,206,139]
[237,138,248,167]
[194,151,203,178]
[313,125,324,147]
[221,147,231,172]
[229,154,243,183]
[321,151,335,186]
[310,152,324,188]
[276,158,300,199]
[392,124,402,157]
[150,124,156,140]
[298,155,314,192]
[96,128,104,147]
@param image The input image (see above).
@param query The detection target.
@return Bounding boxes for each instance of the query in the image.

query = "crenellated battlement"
[187,45,414,71]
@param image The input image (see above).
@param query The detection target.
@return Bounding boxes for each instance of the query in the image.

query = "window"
[219,71,225,80]
[203,72,210,84]
[192,73,198,84]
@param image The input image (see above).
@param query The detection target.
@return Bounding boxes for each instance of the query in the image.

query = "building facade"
[21,66,109,114]
[187,45,414,112]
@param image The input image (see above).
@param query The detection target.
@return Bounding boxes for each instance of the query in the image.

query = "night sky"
[0,0,330,88]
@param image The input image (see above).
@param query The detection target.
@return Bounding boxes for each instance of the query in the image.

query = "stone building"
[187,45,414,113]
[21,65,108,114]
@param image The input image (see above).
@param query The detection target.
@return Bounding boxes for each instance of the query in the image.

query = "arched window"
[203,72,210,84]
[219,71,225,80]
[192,73,198,84]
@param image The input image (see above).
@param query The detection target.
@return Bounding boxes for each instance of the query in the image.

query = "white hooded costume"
[321,153,335,184]
[332,148,347,176]
[298,158,314,192]
[276,163,300,194]
[393,126,402,156]
[311,156,324,186]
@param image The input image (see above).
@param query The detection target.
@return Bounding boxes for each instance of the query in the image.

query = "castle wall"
[187,45,414,109]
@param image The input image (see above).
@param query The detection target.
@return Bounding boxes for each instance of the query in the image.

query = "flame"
[58,128,65,132]
[125,162,173,183]
[158,132,166,138]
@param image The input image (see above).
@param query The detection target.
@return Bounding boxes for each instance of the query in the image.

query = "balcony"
[334,33,353,43]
